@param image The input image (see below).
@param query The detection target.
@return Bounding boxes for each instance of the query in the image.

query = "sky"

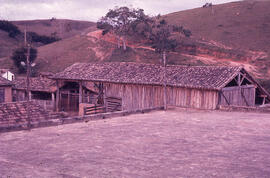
[0,0,237,22]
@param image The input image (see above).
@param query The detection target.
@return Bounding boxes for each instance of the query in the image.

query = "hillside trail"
[87,30,155,51]
[86,30,265,77]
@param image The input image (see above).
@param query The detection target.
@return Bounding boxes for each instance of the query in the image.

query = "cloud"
[0,0,235,21]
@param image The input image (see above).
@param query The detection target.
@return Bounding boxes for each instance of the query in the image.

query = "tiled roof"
[52,62,242,90]
[0,101,65,131]
[13,77,56,92]
[0,69,9,74]
[0,76,12,86]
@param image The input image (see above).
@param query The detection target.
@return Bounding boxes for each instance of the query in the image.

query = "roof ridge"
[71,62,243,69]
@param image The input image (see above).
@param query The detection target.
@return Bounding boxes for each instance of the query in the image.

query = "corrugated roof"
[52,62,243,90]
[0,76,12,86]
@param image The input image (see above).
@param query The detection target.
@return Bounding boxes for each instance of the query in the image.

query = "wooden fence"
[105,96,122,112]
[84,96,122,115]
[84,104,105,115]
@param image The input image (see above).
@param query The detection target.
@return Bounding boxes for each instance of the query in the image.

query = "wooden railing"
[84,96,122,115]
[84,104,105,115]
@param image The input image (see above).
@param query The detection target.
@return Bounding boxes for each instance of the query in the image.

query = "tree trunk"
[163,51,167,110]
[123,37,127,51]
[117,36,121,49]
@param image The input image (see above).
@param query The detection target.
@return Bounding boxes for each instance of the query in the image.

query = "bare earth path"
[0,108,270,177]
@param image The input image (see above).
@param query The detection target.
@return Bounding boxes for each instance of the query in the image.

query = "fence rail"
[84,105,105,115]
[84,96,122,115]
[106,97,122,112]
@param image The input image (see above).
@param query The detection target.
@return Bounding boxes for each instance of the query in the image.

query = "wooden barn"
[51,62,270,114]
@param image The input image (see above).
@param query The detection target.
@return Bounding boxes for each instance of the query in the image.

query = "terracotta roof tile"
[52,62,242,90]
[0,101,62,125]
[0,76,12,86]
[13,77,56,92]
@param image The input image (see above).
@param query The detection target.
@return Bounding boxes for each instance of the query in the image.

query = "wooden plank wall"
[105,83,219,110]
[220,85,255,106]
[167,87,219,109]
[105,83,164,111]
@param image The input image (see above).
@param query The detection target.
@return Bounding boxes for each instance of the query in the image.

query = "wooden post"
[163,51,167,110]
[67,90,70,111]
[56,80,60,112]
[104,84,107,112]
[79,81,82,103]
[261,95,267,105]
[29,91,32,100]
[26,44,31,129]
[238,74,241,86]
[51,92,55,110]
[263,97,266,105]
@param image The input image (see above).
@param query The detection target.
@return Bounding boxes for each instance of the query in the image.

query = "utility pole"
[163,51,167,110]
[26,44,31,129]
[24,26,27,46]
[24,26,31,129]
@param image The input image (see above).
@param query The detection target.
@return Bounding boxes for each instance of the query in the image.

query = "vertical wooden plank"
[56,80,60,112]
[79,81,82,104]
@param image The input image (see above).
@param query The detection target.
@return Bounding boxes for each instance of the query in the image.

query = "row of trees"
[0,20,21,38]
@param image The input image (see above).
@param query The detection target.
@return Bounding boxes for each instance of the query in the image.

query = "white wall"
[2,71,15,81]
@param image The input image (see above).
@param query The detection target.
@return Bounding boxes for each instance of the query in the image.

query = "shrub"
[28,32,61,44]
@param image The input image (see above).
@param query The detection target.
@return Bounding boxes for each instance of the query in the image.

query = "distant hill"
[0,19,96,72]
[13,19,96,39]
[0,1,270,91]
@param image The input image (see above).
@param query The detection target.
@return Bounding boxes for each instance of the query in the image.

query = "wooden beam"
[240,88,249,106]
[240,74,245,86]
[263,97,266,105]
[221,91,230,105]
[238,73,241,86]
[56,80,60,112]
[67,90,70,111]
[51,93,55,110]
[79,81,82,103]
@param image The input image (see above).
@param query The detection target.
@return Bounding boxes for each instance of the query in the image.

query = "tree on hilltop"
[97,6,153,51]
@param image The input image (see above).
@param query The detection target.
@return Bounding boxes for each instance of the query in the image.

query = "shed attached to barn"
[51,62,270,114]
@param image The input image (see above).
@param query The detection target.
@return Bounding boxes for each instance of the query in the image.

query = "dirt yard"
[0,108,270,177]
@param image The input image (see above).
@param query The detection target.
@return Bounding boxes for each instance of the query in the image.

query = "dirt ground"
[0,108,270,178]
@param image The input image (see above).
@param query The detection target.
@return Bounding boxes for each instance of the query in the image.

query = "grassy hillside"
[0,19,96,72]
[164,1,270,53]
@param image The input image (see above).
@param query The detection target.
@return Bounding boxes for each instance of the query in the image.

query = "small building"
[51,62,270,114]
[12,77,57,110]
[0,69,15,81]
[0,77,13,103]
